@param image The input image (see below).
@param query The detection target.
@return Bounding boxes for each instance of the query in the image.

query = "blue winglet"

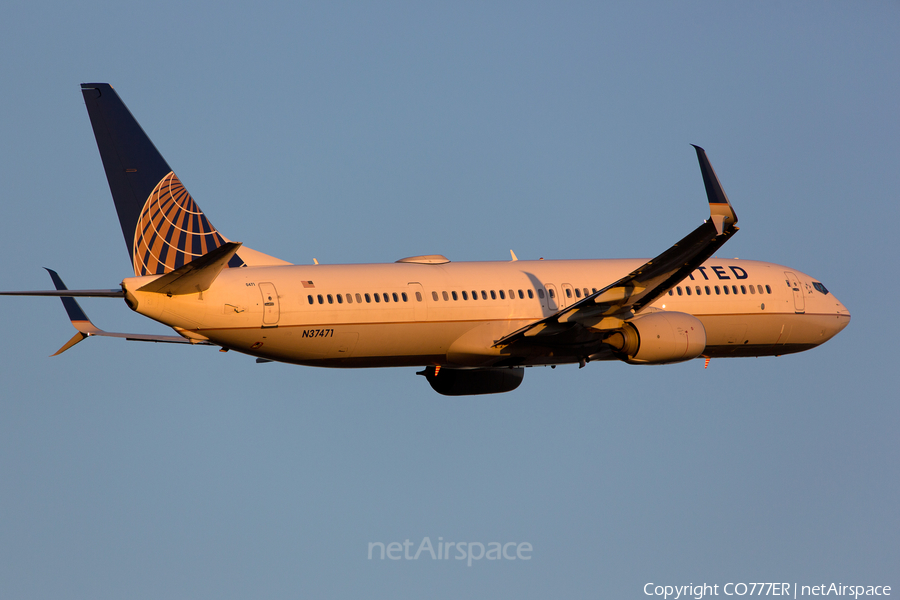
[43,269,102,355]
[45,268,92,324]
[691,145,738,235]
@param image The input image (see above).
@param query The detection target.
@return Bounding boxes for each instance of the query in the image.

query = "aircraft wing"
[494,145,739,348]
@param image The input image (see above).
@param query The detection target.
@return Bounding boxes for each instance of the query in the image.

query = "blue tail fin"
[81,83,246,276]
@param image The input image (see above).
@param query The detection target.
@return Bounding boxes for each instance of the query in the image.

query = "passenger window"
[757,285,764,294]
[416,292,422,302]
[723,286,729,295]
[374,294,380,303]
[538,289,545,299]
[740,285,746,294]
[432,291,439,301]
[336,294,343,304]
[583,288,589,297]
[491,290,497,299]
[451,291,458,301]
[442,291,449,301]
[518,289,524,299]
[481,290,488,300]
[565,288,572,298]
[307,295,314,304]
[715,286,720,295]
[317,294,324,304]
[686,287,692,295]
[462,291,468,300]
[365,293,371,303]
[402,292,408,302]
[765,285,772,294]
[499,290,506,300]
[356,293,362,303]
[392,292,399,302]
[527,289,534,299]
[346,294,353,304]
[749,285,755,294]
[677,287,683,296]
[668,290,674,296]
[472,291,478,300]
[705,286,710,295]
[695,286,701,295]
[508,289,514,298]
[547,289,554,299]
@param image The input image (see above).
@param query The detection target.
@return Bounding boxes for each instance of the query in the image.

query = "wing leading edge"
[494,146,739,347]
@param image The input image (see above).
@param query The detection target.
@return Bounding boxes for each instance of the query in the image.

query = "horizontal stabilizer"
[35,269,212,355]
[0,289,124,298]
[137,242,242,295]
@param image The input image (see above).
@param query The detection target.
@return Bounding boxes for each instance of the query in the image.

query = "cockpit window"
[813,282,829,295]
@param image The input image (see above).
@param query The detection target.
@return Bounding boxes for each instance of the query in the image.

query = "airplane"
[0,83,850,395]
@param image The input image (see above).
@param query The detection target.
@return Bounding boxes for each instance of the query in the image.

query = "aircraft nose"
[829,296,851,337]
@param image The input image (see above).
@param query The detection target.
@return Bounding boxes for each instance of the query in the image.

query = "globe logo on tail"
[132,172,236,276]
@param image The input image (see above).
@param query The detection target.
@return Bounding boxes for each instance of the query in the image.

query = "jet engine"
[604,312,706,365]
[417,366,525,396]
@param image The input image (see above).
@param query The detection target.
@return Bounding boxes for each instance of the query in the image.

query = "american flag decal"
[302,281,315,288]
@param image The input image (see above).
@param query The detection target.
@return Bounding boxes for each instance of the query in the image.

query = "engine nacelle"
[417,366,525,396]
[605,311,706,365]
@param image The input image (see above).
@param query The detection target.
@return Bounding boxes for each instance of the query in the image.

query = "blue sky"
[1,2,897,598]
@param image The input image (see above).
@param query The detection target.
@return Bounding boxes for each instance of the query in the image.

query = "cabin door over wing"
[408,282,426,321]
[784,271,805,314]
[560,283,575,308]
[259,282,280,326]
[544,283,559,311]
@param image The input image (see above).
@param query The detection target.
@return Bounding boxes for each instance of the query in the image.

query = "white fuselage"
[122,257,850,368]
